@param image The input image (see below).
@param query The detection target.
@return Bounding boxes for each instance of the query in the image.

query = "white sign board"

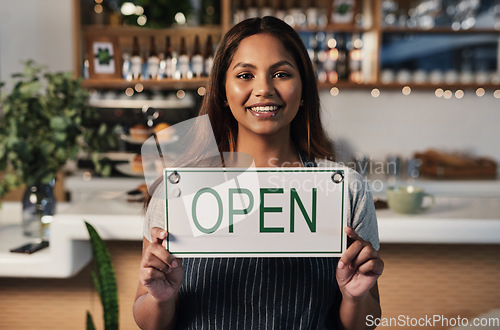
[164,167,347,257]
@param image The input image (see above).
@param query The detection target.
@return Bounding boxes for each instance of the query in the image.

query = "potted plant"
[0,60,118,238]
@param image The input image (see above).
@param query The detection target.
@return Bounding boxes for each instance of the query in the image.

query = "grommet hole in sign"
[331,171,344,184]
[170,187,181,198]
[168,171,180,184]
[168,172,182,197]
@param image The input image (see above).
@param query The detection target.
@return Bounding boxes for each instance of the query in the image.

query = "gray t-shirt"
[143,160,379,329]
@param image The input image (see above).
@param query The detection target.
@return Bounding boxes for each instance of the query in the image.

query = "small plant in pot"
[0,60,118,239]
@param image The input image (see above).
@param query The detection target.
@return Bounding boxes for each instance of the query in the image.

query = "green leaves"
[86,311,96,330]
[50,116,67,131]
[84,221,119,330]
[0,60,117,198]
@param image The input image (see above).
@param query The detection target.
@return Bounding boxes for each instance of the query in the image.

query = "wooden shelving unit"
[81,77,209,90]
[73,0,499,92]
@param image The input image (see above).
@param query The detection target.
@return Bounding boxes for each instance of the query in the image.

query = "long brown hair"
[146,17,335,207]
[199,16,334,160]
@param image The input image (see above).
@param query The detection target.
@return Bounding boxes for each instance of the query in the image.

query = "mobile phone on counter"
[10,241,49,254]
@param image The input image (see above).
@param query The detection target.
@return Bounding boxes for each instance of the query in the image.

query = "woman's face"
[225,33,302,138]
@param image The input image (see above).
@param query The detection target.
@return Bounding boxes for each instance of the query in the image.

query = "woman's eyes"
[235,71,292,80]
[273,72,292,78]
[236,73,253,80]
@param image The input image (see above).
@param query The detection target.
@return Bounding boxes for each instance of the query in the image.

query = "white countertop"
[377,196,500,244]
[0,175,499,278]
[0,179,144,278]
[371,177,500,244]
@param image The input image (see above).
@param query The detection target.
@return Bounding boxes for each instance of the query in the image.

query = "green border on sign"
[164,168,345,255]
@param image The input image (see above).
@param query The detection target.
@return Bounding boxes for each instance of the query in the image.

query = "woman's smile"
[247,103,282,118]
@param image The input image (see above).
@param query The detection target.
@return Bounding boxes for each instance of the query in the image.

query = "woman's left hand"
[336,227,384,300]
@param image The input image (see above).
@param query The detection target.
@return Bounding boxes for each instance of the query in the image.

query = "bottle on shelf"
[192,35,204,78]
[275,0,287,21]
[204,35,214,77]
[324,34,339,84]
[307,35,319,73]
[316,33,328,83]
[147,36,160,80]
[177,36,191,79]
[108,0,122,26]
[159,35,176,79]
[288,0,306,27]
[246,0,259,19]
[336,33,350,82]
[82,54,90,79]
[122,52,132,80]
[349,34,363,84]
[130,36,143,80]
[233,0,246,24]
[306,0,319,28]
[261,0,274,17]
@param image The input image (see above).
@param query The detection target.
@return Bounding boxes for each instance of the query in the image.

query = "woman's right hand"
[139,227,184,303]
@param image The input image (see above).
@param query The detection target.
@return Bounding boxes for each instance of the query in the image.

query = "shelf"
[88,93,196,109]
[376,83,500,90]
[318,81,375,89]
[82,78,208,90]
[295,25,374,33]
[82,24,222,37]
[318,82,500,90]
[381,27,500,34]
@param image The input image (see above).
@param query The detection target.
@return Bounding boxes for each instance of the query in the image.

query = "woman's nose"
[253,76,275,97]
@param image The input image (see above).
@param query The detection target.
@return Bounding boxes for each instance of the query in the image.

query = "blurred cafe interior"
[1,0,500,329]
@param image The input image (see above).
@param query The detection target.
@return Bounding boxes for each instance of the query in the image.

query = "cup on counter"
[386,186,435,214]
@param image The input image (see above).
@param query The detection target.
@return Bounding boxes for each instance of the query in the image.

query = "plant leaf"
[91,270,102,302]
[86,311,96,330]
[84,221,119,330]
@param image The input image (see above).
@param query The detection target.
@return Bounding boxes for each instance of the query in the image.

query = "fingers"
[339,227,382,273]
[345,226,361,247]
[151,227,168,244]
[357,258,384,276]
[142,249,174,274]
[140,228,181,284]
[139,266,167,285]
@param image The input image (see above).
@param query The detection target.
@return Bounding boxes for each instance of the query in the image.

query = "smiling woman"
[133,17,383,330]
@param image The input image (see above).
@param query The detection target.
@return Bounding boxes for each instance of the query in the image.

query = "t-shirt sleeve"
[346,168,380,251]
[143,180,166,242]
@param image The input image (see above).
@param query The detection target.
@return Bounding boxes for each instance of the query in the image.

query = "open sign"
[164,168,347,257]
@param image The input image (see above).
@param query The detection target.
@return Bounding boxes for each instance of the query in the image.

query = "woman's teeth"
[248,105,279,112]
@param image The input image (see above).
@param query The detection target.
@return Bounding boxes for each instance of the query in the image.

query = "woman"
[134,16,383,329]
